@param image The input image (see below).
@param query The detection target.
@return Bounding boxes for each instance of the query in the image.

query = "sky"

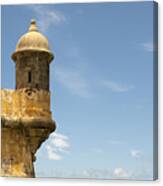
[1,1,156,180]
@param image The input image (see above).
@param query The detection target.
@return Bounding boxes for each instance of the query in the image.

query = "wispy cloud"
[45,145,62,160]
[29,5,66,32]
[130,149,142,158]
[81,168,152,180]
[45,132,70,160]
[81,168,129,179]
[37,167,152,180]
[113,167,129,179]
[101,80,134,93]
[142,42,155,52]
[55,65,92,98]
[82,168,112,179]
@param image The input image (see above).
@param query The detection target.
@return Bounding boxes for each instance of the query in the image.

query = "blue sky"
[1,1,156,180]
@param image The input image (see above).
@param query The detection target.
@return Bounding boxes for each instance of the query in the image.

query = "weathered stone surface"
[15,52,50,90]
[1,89,52,120]
[1,127,35,177]
[1,89,56,177]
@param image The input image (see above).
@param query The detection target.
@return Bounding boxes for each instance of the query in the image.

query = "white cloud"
[142,42,155,52]
[37,167,153,180]
[101,80,134,93]
[45,145,62,160]
[51,133,70,150]
[113,167,129,178]
[55,65,92,98]
[45,132,70,160]
[81,168,112,179]
[130,149,142,158]
[81,168,129,179]
[30,5,66,32]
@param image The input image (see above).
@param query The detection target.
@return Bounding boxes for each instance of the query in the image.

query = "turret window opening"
[28,71,32,83]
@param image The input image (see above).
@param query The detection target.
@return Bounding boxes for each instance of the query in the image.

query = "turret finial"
[29,19,38,32]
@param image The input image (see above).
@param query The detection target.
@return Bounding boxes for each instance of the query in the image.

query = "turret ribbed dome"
[12,19,53,61]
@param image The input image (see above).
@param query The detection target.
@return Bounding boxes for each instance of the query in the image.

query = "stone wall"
[1,127,35,177]
[1,89,56,177]
[1,89,51,120]
[15,51,50,90]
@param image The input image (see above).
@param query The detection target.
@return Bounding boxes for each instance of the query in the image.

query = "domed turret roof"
[12,19,53,61]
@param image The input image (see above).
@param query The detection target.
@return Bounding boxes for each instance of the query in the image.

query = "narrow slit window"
[28,71,32,83]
